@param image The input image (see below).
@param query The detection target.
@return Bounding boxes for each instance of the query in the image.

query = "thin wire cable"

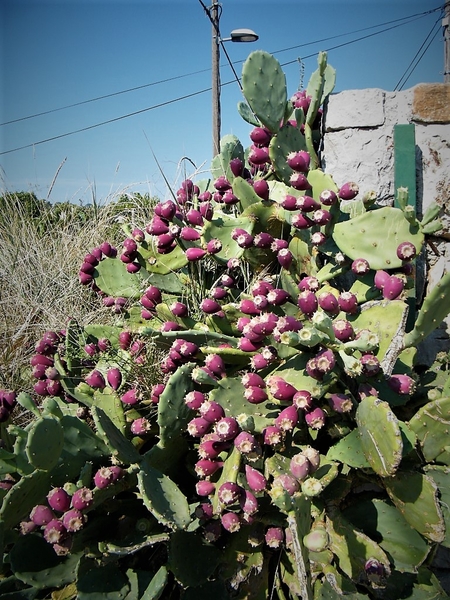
[398,25,442,90]
[0,5,441,128]
[394,15,442,90]
[0,7,443,156]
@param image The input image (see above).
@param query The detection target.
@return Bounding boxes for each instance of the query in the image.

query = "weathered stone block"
[412,84,450,124]
[325,88,385,131]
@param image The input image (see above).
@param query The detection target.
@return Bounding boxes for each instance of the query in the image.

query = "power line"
[0,5,441,128]
[394,16,443,90]
[0,7,443,156]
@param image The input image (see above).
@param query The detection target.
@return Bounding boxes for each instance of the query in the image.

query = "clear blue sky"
[0,0,445,204]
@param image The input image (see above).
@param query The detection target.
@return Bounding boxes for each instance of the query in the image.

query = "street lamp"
[210,1,258,156]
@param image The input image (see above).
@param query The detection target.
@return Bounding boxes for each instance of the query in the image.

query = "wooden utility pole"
[211,0,221,157]
[444,1,450,82]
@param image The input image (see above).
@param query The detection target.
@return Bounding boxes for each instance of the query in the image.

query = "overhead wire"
[0,5,441,128]
[0,5,443,157]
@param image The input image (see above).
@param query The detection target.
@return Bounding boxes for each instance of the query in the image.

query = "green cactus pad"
[404,271,450,348]
[26,417,64,471]
[356,396,403,477]
[232,176,263,209]
[269,122,307,185]
[384,471,445,543]
[202,210,254,264]
[157,362,195,448]
[326,429,371,469]
[138,242,188,276]
[220,528,265,593]
[9,534,81,590]
[168,530,221,587]
[409,396,450,461]
[332,206,424,271]
[76,557,130,599]
[237,100,259,127]
[424,466,450,548]
[241,51,287,134]
[326,512,391,582]
[93,257,146,298]
[0,469,51,529]
[343,499,430,573]
[137,456,190,530]
[211,134,245,182]
[306,52,335,109]
[92,388,126,434]
[91,406,141,465]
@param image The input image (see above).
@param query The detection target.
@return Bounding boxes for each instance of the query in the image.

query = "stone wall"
[321,84,450,360]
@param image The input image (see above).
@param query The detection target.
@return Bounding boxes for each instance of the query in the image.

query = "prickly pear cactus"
[2,50,450,599]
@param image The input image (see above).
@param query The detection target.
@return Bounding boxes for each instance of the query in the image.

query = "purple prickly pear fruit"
[291,90,311,111]
[365,558,385,582]
[273,474,300,496]
[238,337,263,352]
[218,482,243,506]
[47,488,71,512]
[358,383,379,400]
[239,299,260,316]
[32,363,47,379]
[126,261,141,274]
[253,179,270,200]
[187,417,212,438]
[277,248,293,269]
[339,181,359,200]
[84,252,99,266]
[263,425,284,446]
[290,453,310,481]
[146,215,170,236]
[221,512,241,533]
[198,436,229,460]
[305,406,326,429]
[160,321,181,332]
[186,209,204,226]
[206,238,222,254]
[107,368,122,391]
[275,405,299,431]
[387,374,416,395]
[200,298,221,314]
[233,431,258,454]
[184,390,206,410]
[118,331,132,350]
[30,354,54,367]
[296,195,320,213]
[245,465,267,492]
[240,489,258,516]
[144,286,162,305]
[94,467,114,489]
[306,357,322,381]
[299,276,320,292]
[71,487,93,510]
[266,375,297,401]
[195,502,213,520]
[230,157,244,177]
[287,150,310,172]
[333,319,355,342]
[265,527,284,548]
[242,372,266,389]
[211,286,228,300]
[205,354,226,378]
[156,199,177,221]
[271,238,289,252]
[132,227,145,242]
[338,291,358,315]
[109,466,124,483]
[328,393,353,414]
[360,354,381,376]
[62,508,85,532]
[180,227,201,241]
[317,292,339,315]
[99,241,112,256]
[319,189,338,206]
[30,504,55,526]
[79,261,95,275]
[20,520,38,535]
[289,172,311,190]
[200,201,214,220]
[140,295,156,312]
[315,348,336,374]
[84,342,98,357]
[235,231,254,249]
[85,370,105,390]
[374,269,391,290]
[292,213,314,229]
[248,145,270,166]
[267,288,290,306]
[382,275,404,300]
[196,480,215,496]
[44,519,67,544]
[298,290,318,316]
[177,340,199,359]
[123,237,138,255]
[102,296,115,308]
[120,388,139,405]
[131,417,151,436]
[185,247,207,262]
[293,390,313,410]
[250,126,272,146]
[79,271,93,285]
[214,175,232,192]
[244,386,268,404]
[155,233,175,250]
[221,273,235,288]
[311,232,327,246]
[199,401,225,423]
[169,301,188,317]
[195,459,223,478]
[351,258,370,275]
[311,209,332,226]
[214,417,240,441]
[34,380,50,396]
[181,178,195,194]
[283,194,301,211]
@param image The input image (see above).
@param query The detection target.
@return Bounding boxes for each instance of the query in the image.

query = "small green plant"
[0,51,449,599]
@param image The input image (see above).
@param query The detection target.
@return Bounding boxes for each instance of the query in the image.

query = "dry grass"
[0,190,157,393]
